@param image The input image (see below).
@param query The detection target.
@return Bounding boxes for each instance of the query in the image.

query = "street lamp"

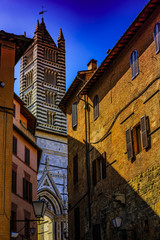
[112,217,122,228]
[32,199,47,218]
[11,199,47,238]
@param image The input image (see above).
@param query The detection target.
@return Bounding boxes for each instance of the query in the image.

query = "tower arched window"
[44,69,57,85]
[47,111,55,125]
[130,50,139,80]
[93,95,99,120]
[153,22,160,54]
[25,70,33,88]
[55,52,57,62]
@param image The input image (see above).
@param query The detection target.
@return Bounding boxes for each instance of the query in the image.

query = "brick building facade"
[60,0,160,239]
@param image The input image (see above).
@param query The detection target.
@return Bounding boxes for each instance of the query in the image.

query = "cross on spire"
[39,6,47,18]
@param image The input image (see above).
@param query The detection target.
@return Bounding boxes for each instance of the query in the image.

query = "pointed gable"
[38,168,63,202]
[34,18,57,47]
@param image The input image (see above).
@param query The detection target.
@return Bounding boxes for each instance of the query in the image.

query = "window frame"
[10,210,17,233]
[25,146,30,166]
[12,170,17,194]
[93,95,99,120]
[92,152,106,186]
[72,102,77,129]
[23,178,32,203]
[126,115,149,160]
[130,50,139,80]
[153,22,160,54]
[13,136,17,155]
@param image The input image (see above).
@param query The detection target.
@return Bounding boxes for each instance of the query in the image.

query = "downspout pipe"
[77,75,92,238]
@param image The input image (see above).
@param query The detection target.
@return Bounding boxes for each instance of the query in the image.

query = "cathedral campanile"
[20,18,68,239]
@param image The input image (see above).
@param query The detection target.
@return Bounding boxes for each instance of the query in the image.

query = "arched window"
[93,95,99,120]
[153,22,160,54]
[130,50,139,80]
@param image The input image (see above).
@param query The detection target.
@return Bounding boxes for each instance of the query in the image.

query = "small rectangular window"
[130,50,139,80]
[12,170,17,194]
[93,95,99,120]
[153,22,160,54]
[72,102,77,128]
[13,136,17,155]
[133,123,142,155]
[10,210,17,233]
[23,178,32,203]
[92,153,106,186]
[25,147,30,166]
[126,115,148,160]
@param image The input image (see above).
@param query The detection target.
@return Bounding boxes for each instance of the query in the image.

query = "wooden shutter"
[23,178,26,200]
[72,102,77,128]
[130,50,139,79]
[13,136,17,155]
[94,95,99,120]
[102,152,106,179]
[73,155,78,185]
[29,182,32,203]
[153,23,160,53]
[12,170,17,193]
[126,128,133,160]
[25,147,30,165]
[135,50,139,77]
[92,160,97,186]
[140,115,148,149]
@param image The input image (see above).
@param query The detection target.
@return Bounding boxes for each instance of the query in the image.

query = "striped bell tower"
[20,18,68,238]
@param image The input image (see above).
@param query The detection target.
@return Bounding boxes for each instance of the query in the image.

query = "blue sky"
[0,0,149,94]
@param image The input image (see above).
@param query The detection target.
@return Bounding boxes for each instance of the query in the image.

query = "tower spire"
[58,28,64,40]
[35,19,39,31]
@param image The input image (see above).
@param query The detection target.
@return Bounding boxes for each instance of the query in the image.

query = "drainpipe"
[84,96,92,231]
[77,77,92,239]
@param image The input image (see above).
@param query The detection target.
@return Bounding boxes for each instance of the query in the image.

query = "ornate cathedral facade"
[20,18,68,239]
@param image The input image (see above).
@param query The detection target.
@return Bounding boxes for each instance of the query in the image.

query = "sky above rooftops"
[0,0,149,94]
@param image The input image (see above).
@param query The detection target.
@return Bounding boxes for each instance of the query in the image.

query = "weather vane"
[39,6,48,18]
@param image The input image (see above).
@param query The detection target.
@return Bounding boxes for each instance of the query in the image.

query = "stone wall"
[66,5,160,240]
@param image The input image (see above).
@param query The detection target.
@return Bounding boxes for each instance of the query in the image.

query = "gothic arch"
[38,188,64,215]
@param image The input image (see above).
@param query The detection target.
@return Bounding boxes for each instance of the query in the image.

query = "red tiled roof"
[79,0,159,95]
[59,0,159,113]
[0,30,33,64]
